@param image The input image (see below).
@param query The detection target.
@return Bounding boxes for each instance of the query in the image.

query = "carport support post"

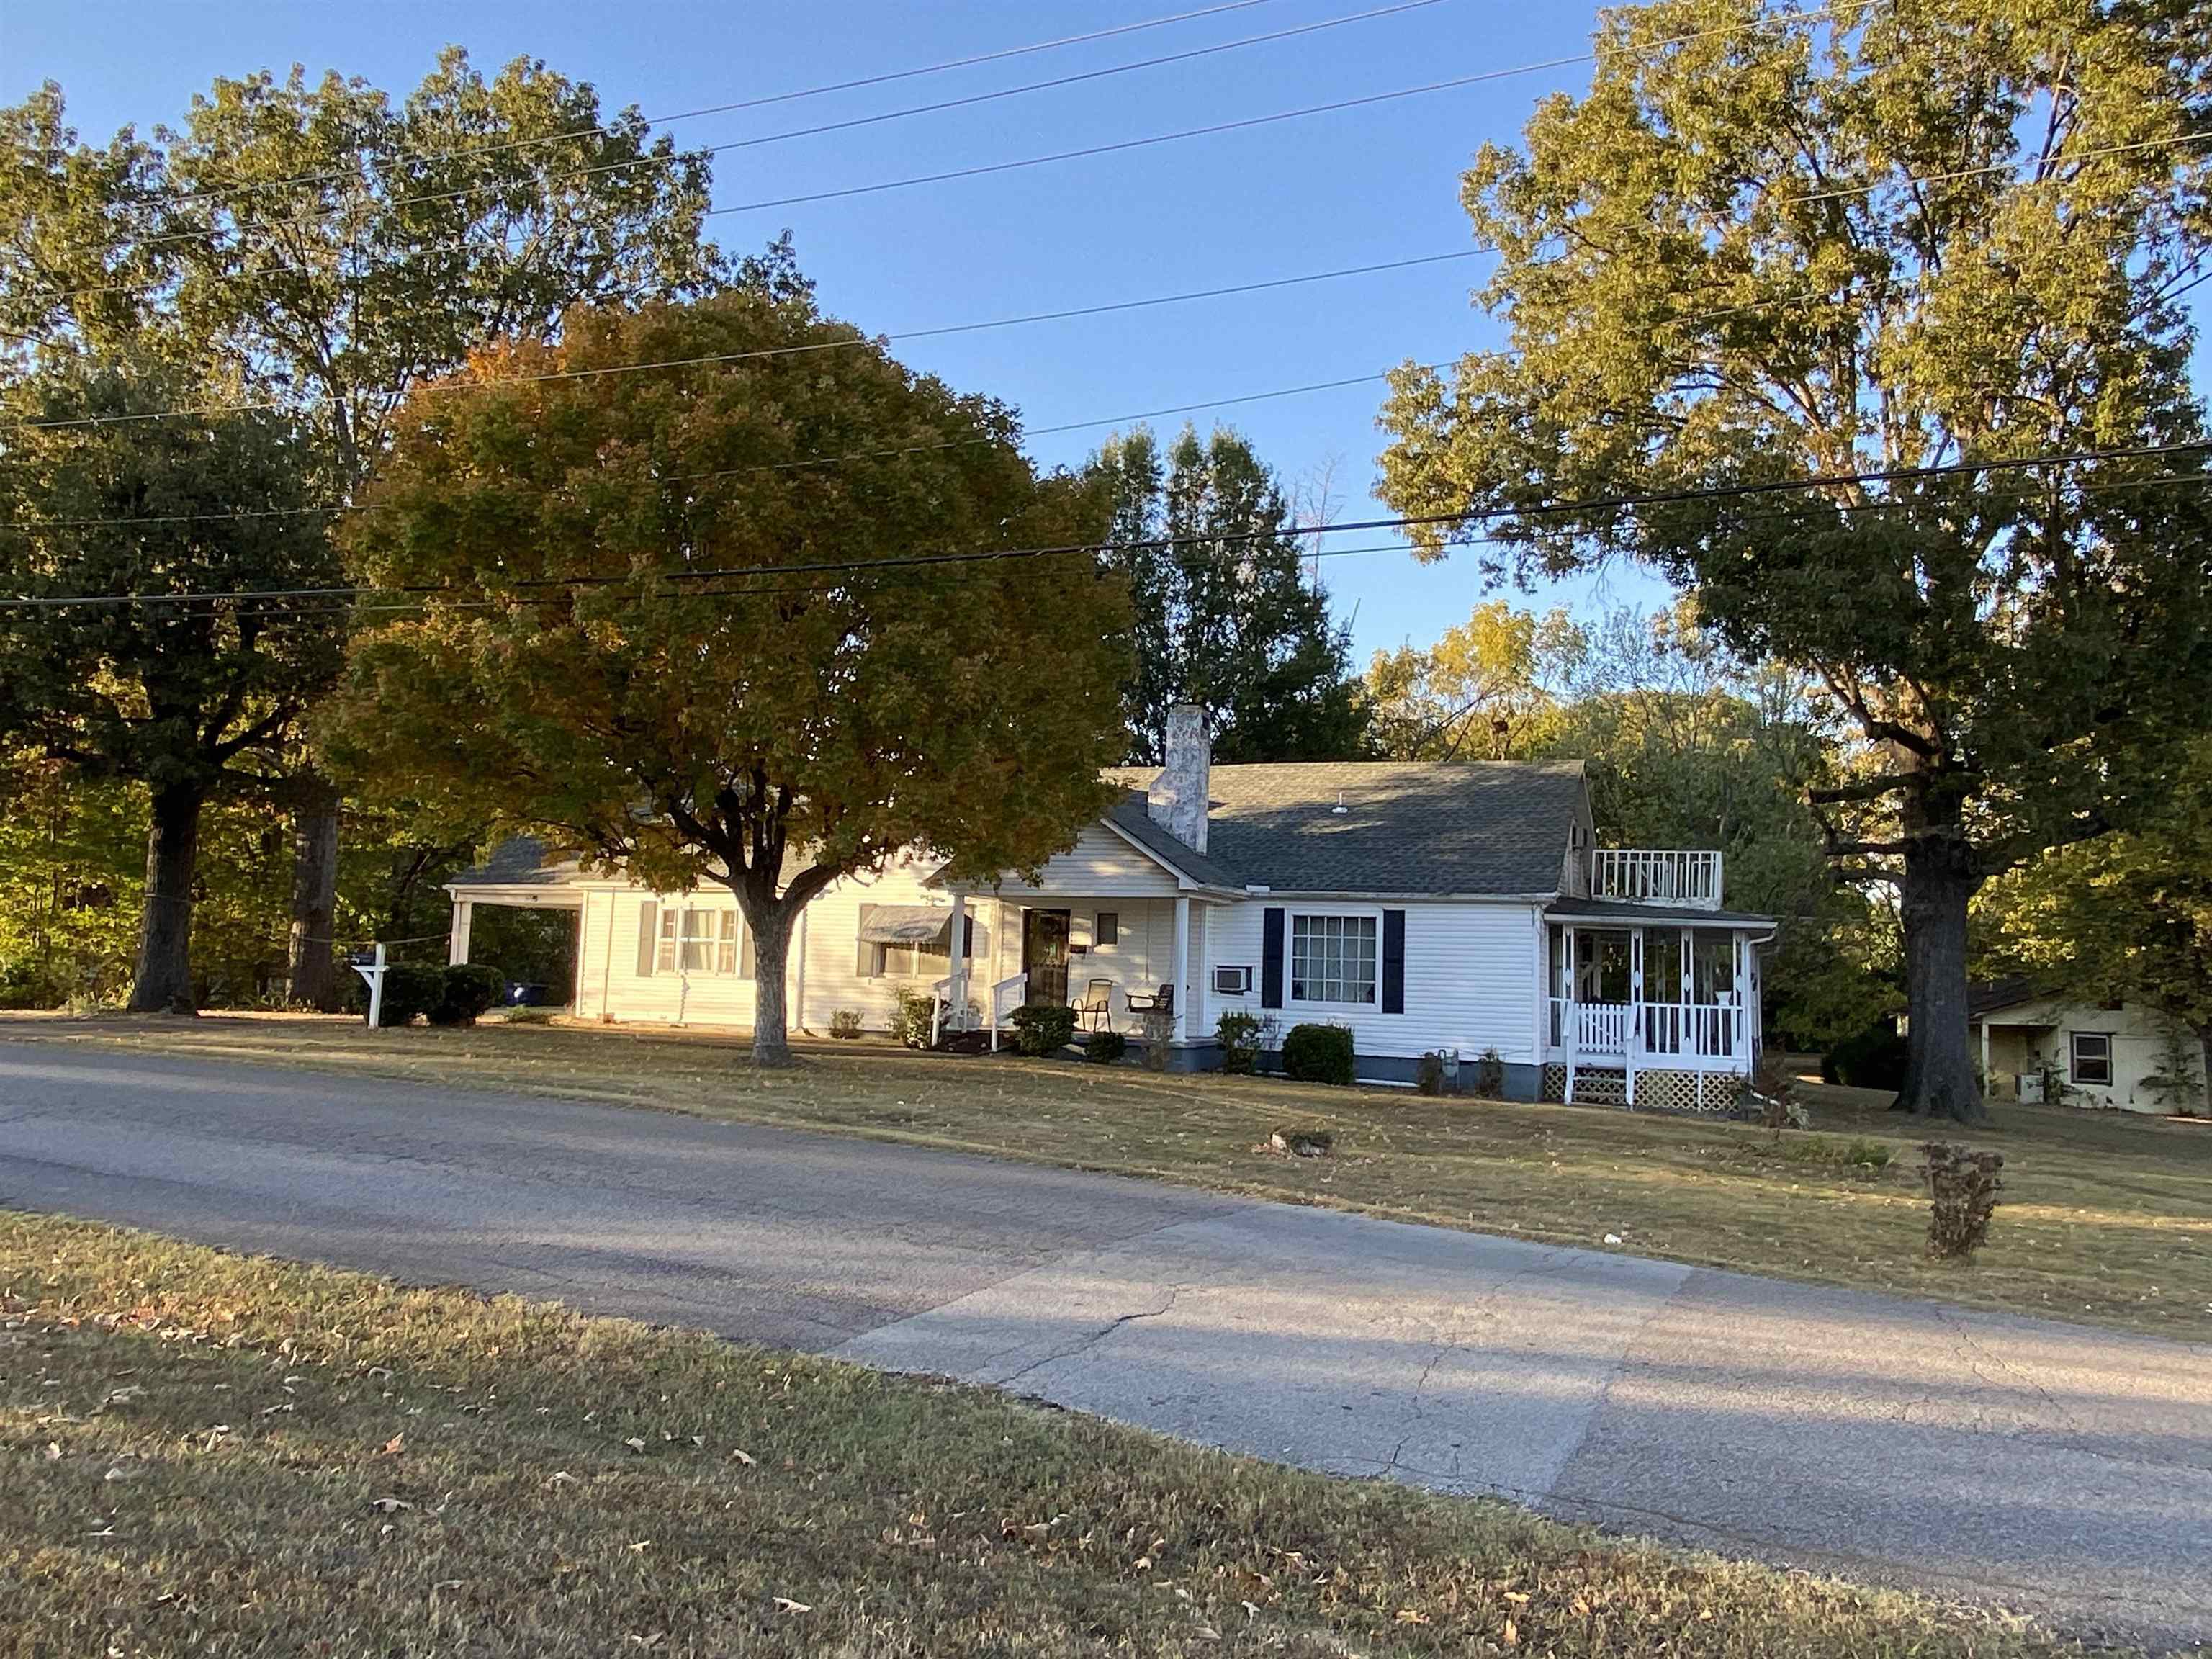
[1171,894,1190,1044]
[945,893,968,1033]
[447,899,472,967]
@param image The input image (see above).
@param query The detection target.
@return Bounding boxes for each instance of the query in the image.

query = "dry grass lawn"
[6,1012,2210,1344]
[2,1210,2172,1658]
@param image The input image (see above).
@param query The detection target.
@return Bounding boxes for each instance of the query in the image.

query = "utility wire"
[35,7,1835,309]
[1785,130,2211,207]
[5,436,2202,612]
[4,248,1488,433]
[65,0,1289,210]
[86,0,1443,264]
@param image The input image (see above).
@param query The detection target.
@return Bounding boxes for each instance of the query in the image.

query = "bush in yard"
[1138,1004,1174,1071]
[827,1009,864,1040]
[369,963,444,1027]
[1473,1047,1506,1098]
[1282,1022,1354,1087]
[890,989,938,1050]
[429,963,505,1027]
[1010,1003,1077,1057]
[1822,1023,1909,1092]
[1415,1051,1447,1095]
[1922,1143,2005,1259]
[1215,1010,1272,1075]
[1086,1030,1127,1064]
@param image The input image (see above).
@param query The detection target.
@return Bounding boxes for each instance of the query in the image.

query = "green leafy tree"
[0,355,346,1011]
[1378,0,2212,1120]
[1,57,733,1004]
[1364,599,1573,759]
[334,291,1133,1064]
[1091,426,1367,763]
[1979,737,2212,1112]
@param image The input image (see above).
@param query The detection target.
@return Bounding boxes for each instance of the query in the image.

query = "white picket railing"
[1591,848,1723,909]
[1550,997,1748,1072]
[989,971,1028,1053]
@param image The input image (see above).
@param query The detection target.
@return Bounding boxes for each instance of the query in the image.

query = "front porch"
[1544,909,1771,1109]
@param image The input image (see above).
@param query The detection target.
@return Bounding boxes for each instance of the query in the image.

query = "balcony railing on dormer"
[1591,848,1722,909]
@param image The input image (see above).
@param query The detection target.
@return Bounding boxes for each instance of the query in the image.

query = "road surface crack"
[996,1287,1182,1388]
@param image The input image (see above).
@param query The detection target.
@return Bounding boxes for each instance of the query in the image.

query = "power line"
[4,248,1488,433]
[71,0,1292,212]
[89,0,1443,265]
[6,436,2203,612]
[36,7,1836,309]
[1786,130,2211,207]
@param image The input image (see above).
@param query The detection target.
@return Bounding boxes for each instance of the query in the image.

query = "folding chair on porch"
[1076,978,1116,1033]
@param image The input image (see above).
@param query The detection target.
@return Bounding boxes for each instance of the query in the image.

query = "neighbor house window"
[2069,1031,2113,1087]
[659,907,738,975]
[1096,911,1119,946]
[1290,913,1378,1005]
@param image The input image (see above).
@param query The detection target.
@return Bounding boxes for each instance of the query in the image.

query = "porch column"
[447,899,472,966]
[1979,1016,1991,1087]
[945,892,969,1030]
[1171,893,1191,1043]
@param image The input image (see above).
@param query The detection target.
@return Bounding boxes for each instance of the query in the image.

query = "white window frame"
[2069,1030,2113,1087]
[1288,909,1381,1009]
[660,905,739,976]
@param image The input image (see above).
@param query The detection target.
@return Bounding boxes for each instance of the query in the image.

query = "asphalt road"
[2,1040,2206,1647]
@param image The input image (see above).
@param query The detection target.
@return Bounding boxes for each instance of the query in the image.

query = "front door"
[1022,908,1071,1007]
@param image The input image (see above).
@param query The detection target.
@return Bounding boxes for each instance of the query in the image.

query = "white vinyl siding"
[983,824,1182,899]
[1206,898,1545,1066]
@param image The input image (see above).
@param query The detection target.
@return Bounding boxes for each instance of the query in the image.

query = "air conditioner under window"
[1213,965,1252,996]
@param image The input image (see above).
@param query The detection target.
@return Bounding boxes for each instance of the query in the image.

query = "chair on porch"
[1123,984,1174,1022]
[1076,978,1116,1033]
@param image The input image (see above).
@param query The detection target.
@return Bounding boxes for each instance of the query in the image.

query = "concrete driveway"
[1,1040,2205,1646]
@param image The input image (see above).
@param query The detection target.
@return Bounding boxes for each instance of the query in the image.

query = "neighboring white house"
[444,708,1773,1107]
[1970,980,2206,1115]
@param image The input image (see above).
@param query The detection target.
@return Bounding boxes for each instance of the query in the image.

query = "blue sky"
[7,1,2200,660]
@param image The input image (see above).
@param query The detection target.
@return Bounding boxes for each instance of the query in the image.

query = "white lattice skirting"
[1541,1064,1745,1115]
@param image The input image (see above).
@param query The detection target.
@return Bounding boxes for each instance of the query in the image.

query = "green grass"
[7,1012,2211,1343]
[2,1210,2163,1658]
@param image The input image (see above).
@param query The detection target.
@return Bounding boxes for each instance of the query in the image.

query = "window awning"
[858,905,956,945]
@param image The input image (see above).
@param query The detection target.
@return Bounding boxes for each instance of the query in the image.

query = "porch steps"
[1564,1066,1629,1107]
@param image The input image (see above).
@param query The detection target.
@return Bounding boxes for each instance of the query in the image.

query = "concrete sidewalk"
[3,1040,2206,1645]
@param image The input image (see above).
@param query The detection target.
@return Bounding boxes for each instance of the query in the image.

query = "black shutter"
[1381,909,1406,1014]
[1261,907,1285,1010]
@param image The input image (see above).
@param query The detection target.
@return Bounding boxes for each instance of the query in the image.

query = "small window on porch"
[1096,911,1119,946]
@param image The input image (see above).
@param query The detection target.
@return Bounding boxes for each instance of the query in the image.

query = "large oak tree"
[0,355,345,1010]
[336,290,1132,1064]
[1377,0,2212,1120]
[1,54,728,1004]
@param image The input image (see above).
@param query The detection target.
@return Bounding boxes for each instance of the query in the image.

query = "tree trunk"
[1894,778,1986,1123]
[749,903,796,1067]
[287,777,342,1010]
[129,780,204,1015]
[2198,1028,2212,1118]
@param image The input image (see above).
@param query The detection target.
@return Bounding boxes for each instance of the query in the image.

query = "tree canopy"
[1,55,739,1004]
[336,289,1133,1063]
[1090,426,1367,763]
[0,353,346,1010]
[1377,0,2212,1120]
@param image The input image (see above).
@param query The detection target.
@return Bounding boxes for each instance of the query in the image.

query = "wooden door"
[1022,908,1071,1007]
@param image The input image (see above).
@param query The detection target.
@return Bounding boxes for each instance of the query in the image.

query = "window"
[659,907,739,975]
[1290,913,1377,1005]
[873,917,974,978]
[1096,911,1119,946]
[2069,1031,2113,1087]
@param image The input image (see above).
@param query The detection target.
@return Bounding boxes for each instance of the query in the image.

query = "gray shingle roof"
[445,837,582,889]
[1102,789,1246,890]
[1546,899,1775,928]
[1107,760,1588,896]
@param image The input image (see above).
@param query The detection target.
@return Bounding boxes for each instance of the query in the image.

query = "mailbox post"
[349,943,388,1030]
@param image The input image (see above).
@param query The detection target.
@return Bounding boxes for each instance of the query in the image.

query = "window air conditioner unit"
[1212,965,1253,996]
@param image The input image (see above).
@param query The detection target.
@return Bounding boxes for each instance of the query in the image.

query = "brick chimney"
[1148,703,1211,854]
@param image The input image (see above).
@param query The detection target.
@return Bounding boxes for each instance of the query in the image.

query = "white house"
[1970,979,2206,1115]
[444,708,1774,1107]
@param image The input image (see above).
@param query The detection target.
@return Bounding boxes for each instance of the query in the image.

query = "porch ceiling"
[1547,899,1773,929]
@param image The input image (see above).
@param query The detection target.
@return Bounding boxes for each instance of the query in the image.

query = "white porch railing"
[988,971,1027,1053]
[1591,848,1723,909]
[1549,997,1750,1102]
